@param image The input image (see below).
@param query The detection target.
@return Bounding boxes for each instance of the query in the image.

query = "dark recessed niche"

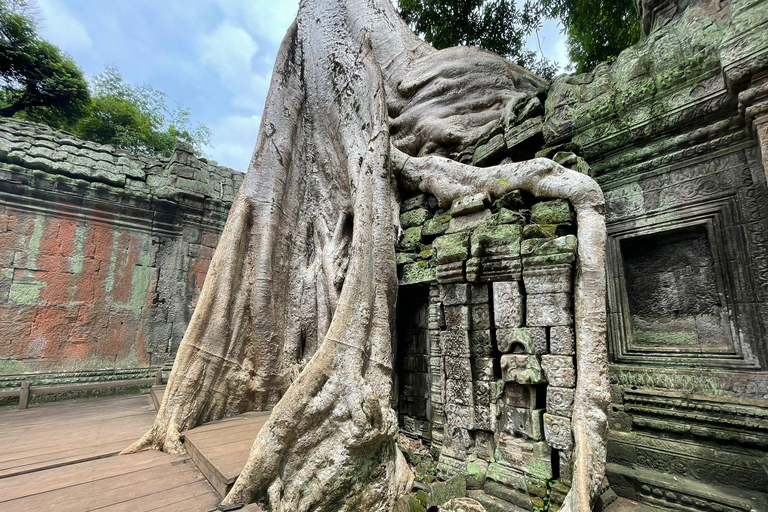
[619,225,730,350]
[396,286,430,429]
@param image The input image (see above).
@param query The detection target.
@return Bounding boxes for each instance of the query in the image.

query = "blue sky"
[37,0,568,172]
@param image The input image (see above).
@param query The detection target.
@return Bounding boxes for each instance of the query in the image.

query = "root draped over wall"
[124,1,609,510]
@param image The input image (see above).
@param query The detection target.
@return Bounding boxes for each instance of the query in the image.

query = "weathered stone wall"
[395,190,579,511]
[0,118,243,383]
[449,0,768,510]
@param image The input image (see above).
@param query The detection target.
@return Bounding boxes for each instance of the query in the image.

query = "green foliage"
[0,1,210,158]
[397,0,559,79]
[541,0,641,73]
[71,66,211,157]
[0,0,89,121]
[397,0,642,77]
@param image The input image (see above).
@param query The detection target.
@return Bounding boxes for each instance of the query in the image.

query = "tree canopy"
[398,0,559,78]
[397,0,642,76]
[72,67,211,157]
[0,0,89,121]
[0,0,210,158]
[542,0,641,73]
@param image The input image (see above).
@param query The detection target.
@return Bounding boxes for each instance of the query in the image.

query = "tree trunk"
[124,1,608,510]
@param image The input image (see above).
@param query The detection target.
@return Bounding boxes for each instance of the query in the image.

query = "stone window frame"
[606,197,761,369]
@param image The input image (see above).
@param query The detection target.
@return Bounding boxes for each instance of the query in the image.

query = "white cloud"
[198,21,259,82]
[197,21,273,113]
[37,0,92,52]
[214,0,299,45]
[207,114,262,172]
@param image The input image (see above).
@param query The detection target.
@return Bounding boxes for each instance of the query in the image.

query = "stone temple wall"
[433,0,768,510]
[395,190,580,511]
[0,118,243,386]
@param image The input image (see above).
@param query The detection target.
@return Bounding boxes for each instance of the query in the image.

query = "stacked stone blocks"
[396,189,579,511]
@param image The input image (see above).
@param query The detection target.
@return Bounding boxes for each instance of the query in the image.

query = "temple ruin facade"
[1,0,768,510]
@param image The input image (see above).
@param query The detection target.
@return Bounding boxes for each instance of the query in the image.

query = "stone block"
[474,402,494,431]
[492,281,523,328]
[540,355,576,388]
[466,255,521,282]
[466,459,489,490]
[526,293,571,326]
[530,199,574,225]
[470,224,522,257]
[428,303,445,330]
[496,433,552,479]
[487,208,526,227]
[444,356,472,381]
[502,383,539,410]
[400,208,432,228]
[523,264,572,294]
[440,330,470,356]
[394,496,425,512]
[474,430,495,460]
[429,330,442,355]
[445,379,473,406]
[450,192,490,216]
[470,303,491,330]
[441,283,469,306]
[505,116,543,151]
[423,213,452,237]
[497,327,547,354]
[444,305,470,330]
[434,232,470,264]
[469,329,493,357]
[501,407,544,440]
[445,403,475,430]
[543,413,573,450]
[550,326,575,355]
[399,226,423,251]
[402,193,433,212]
[500,354,545,385]
[401,261,436,285]
[494,189,526,210]
[437,261,465,283]
[559,450,573,486]
[471,357,495,381]
[429,475,467,509]
[468,283,489,304]
[546,386,575,418]
[521,235,577,266]
[486,462,528,492]
[473,133,507,166]
[447,210,490,234]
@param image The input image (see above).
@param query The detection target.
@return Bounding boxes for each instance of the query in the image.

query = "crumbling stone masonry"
[396,1,768,510]
[0,118,242,385]
[395,190,579,511]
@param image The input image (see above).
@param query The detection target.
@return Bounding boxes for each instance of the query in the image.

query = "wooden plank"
[181,410,271,497]
[0,458,199,511]
[0,450,171,500]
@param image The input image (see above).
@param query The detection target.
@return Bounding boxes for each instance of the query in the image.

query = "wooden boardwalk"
[0,394,222,511]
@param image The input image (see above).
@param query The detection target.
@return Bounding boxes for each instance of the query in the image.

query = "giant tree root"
[124,0,608,510]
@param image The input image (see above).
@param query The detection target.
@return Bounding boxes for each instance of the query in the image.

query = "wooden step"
[182,410,271,497]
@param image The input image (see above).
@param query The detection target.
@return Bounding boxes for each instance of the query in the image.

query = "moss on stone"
[487,208,526,227]
[400,208,433,229]
[433,232,470,264]
[423,213,452,237]
[470,224,522,257]
[399,226,423,252]
[530,199,573,225]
